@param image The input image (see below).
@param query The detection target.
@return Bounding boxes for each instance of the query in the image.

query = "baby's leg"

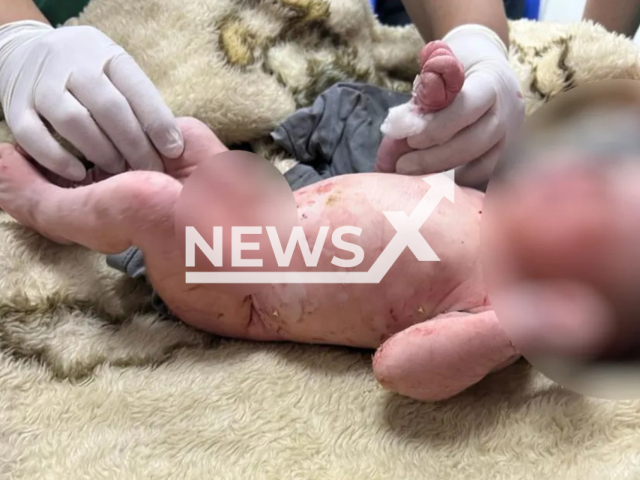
[373,310,519,402]
[0,142,181,254]
[0,118,261,338]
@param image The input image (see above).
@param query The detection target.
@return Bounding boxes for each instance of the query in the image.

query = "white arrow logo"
[186,171,455,284]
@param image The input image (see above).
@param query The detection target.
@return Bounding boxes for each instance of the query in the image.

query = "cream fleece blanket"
[3,1,640,479]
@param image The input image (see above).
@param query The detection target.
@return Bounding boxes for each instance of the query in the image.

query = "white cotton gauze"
[380,102,429,140]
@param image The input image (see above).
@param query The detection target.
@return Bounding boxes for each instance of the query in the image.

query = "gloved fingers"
[106,53,184,159]
[455,138,505,187]
[396,106,504,175]
[68,72,164,173]
[11,110,87,181]
[36,90,125,174]
[406,73,497,150]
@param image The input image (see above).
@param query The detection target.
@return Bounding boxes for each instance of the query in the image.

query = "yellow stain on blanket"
[280,0,330,22]
[218,1,329,67]
[219,18,257,67]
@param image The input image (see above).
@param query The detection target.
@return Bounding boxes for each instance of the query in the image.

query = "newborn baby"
[0,43,519,402]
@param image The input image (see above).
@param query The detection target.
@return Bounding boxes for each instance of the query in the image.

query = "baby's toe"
[0,144,53,233]
[0,144,47,190]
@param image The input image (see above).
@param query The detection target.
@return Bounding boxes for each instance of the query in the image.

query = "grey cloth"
[107,82,408,314]
[106,248,173,317]
[276,82,411,190]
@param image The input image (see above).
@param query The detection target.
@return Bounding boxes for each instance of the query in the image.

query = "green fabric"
[33,0,91,26]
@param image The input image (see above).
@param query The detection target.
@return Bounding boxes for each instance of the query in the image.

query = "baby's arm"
[0,142,182,252]
[373,310,519,401]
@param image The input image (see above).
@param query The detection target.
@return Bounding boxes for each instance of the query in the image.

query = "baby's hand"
[375,41,464,174]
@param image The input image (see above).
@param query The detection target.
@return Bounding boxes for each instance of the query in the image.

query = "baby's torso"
[148,173,487,348]
[242,174,489,348]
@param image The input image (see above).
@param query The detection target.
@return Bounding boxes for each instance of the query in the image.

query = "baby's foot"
[376,41,465,173]
[0,144,70,243]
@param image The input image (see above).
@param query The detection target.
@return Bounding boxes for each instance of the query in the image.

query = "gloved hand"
[0,21,184,181]
[390,24,525,187]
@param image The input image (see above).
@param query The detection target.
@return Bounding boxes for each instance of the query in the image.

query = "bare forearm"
[0,0,48,26]
[401,0,509,46]
[584,0,640,37]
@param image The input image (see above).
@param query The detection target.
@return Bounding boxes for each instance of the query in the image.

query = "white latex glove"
[397,24,525,187]
[0,21,184,181]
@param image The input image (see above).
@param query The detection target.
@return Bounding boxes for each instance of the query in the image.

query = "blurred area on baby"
[482,79,640,400]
